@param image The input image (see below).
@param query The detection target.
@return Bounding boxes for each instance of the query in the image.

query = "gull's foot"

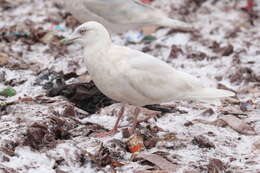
[136,107,160,123]
[94,129,118,138]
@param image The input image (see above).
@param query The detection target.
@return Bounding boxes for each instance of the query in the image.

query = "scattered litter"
[127,135,145,153]
[125,31,145,43]
[0,87,16,97]
[192,135,215,149]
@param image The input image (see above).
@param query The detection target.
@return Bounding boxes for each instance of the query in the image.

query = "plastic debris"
[0,87,16,97]
[127,135,145,153]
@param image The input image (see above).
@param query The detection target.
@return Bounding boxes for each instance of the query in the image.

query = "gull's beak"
[60,33,80,45]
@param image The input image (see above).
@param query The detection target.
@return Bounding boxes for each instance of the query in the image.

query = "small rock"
[184,121,194,127]
[209,41,220,51]
[63,104,76,117]
[192,135,215,149]
[0,70,6,82]
[144,138,158,149]
[122,128,131,138]
[207,158,226,173]
[169,45,183,59]
[222,44,234,56]
[107,139,128,161]
[240,103,249,112]
[207,131,216,137]
[215,75,223,81]
[187,52,207,61]
[142,46,152,52]
[200,108,214,117]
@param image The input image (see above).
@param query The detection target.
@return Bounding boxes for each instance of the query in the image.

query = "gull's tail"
[156,17,194,32]
[185,88,235,104]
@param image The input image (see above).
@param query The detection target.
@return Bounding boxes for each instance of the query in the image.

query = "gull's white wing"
[59,0,193,32]
[110,46,203,104]
[110,45,234,105]
[58,0,108,24]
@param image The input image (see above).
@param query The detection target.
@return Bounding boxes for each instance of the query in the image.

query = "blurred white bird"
[62,22,235,137]
[56,0,194,33]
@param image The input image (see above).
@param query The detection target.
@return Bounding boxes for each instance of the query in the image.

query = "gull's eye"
[79,29,87,34]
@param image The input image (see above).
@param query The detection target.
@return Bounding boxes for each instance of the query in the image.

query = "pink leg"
[130,107,141,134]
[136,107,160,123]
[95,105,125,138]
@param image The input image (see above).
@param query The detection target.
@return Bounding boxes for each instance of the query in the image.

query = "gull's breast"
[88,60,152,106]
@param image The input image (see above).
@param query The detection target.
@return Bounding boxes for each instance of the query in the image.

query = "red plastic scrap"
[140,0,153,4]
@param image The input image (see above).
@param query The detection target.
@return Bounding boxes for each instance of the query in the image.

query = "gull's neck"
[83,33,111,59]
[83,34,112,82]
[83,31,112,79]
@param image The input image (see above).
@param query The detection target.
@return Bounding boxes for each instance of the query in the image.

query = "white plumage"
[63,21,235,136]
[56,0,194,33]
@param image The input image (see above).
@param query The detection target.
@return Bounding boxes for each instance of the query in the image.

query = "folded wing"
[114,46,234,104]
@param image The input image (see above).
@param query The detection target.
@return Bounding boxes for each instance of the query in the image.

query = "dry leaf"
[111,160,125,168]
[138,154,179,172]
[207,158,226,173]
[221,108,247,116]
[193,119,228,127]
[0,53,9,66]
[252,139,260,154]
[220,115,257,135]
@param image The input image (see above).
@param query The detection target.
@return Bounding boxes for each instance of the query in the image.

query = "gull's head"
[62,21,111,46]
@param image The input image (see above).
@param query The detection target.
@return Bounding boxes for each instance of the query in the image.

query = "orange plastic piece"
[129,143,143,153]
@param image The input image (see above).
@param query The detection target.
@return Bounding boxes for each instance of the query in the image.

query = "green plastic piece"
[0,87,16,97]
[142,35,157,43]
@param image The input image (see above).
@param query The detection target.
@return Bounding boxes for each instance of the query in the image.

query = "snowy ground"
[0,0,260,172]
